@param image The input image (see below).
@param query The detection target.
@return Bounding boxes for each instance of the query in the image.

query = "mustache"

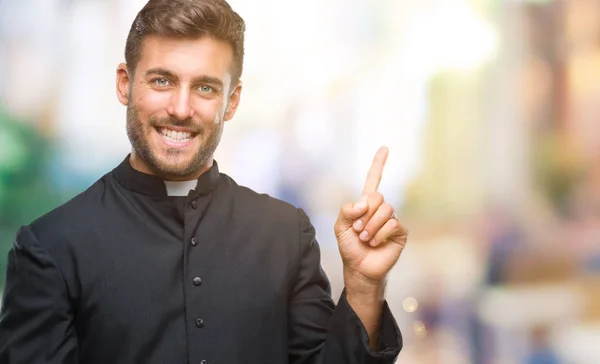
[148,116,203,134]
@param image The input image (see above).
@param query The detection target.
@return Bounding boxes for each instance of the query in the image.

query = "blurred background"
[1,0,600,362]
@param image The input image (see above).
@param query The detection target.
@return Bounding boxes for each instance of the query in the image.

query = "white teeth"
[158,128,193,143]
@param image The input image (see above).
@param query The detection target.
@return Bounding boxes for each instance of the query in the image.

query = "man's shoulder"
[219,173,303,221]
[26,173,110,239]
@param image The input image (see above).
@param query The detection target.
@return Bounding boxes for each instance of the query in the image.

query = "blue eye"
[153,78,170,87]
[199,85,213,93]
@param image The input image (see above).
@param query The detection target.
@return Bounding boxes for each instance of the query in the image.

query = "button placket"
[184,196,204,364]
[185,194,214,364]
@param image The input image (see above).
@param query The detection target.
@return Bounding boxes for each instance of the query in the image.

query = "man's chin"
[143,150,192,175]
[142,138,214,178]
[156,162,198,179]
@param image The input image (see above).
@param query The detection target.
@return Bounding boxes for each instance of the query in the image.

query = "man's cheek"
[138,91,169,110]
[195,106,222,124]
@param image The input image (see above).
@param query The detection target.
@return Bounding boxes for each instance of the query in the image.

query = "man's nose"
[166,89,195,120]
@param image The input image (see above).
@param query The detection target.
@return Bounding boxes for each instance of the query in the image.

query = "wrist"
[343,267,386,301]
[343,266,386,351]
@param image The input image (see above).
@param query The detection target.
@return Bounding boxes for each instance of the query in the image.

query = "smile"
[156,127,198,144]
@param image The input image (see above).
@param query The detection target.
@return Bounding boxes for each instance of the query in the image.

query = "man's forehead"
[136,35,234,76]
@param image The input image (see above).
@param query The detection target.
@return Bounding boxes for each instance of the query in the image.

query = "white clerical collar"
[163,180,199,196]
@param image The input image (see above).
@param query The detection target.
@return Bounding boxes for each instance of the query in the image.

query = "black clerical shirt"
[0,156,402,363]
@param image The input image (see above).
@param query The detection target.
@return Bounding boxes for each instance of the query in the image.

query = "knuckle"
[382,203,394,215]
[342,202,353,211]
[390,219,402,230]
[369,192,384,204]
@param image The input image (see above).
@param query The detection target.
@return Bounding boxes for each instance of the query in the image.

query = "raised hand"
[334,146,408,285]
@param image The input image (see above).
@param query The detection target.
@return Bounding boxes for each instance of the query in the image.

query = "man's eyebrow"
[192,75,223,88]
[145,68,223,88]
[145,67,177,79]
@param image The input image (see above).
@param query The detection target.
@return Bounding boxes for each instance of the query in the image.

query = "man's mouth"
[155,127,198,144]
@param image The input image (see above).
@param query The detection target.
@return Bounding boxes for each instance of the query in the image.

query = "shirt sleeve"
[0,225,79,363]
[287,209,402,364]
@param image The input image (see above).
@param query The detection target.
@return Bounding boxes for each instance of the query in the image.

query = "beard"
[126,101,224,179]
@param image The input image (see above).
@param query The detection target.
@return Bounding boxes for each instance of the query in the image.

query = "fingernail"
[359,231,369,241]
[370,239,377,246]
[353,219,363,231]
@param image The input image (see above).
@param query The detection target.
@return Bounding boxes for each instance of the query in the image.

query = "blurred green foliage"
[0,109,64,289]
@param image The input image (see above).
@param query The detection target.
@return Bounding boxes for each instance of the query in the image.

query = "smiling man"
[0,1,408,363]
[122,34,237,181]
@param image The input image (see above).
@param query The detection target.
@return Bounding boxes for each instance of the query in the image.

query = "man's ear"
[116,63,131,106]
[224,82,242,121]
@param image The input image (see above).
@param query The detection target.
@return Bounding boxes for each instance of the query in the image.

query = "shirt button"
[200,361,207,364]
[193,277,202,286]
[191,200,198,209]
[195,318,204,328]
[191,237,198,247]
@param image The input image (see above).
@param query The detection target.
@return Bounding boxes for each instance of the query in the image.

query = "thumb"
[335,195,368,230]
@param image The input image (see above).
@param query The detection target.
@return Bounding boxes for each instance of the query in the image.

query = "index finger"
[362,146,389,195]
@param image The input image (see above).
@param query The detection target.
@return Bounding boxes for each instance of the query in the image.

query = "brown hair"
[125,0,246,83]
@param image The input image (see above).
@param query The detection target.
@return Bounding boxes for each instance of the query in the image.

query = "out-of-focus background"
[1,0,600,362]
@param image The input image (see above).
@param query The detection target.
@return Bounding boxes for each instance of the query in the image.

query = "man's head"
[116,0,245,180]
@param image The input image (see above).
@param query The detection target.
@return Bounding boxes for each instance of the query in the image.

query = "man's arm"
[343,268,386,351]
[287,209,402,364]
[0,225,79,363]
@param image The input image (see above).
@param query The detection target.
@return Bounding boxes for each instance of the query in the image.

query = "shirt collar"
[112,154,220,197]
[164,180,199,196]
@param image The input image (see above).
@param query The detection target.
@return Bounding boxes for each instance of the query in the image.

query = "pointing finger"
[362,146,389,196]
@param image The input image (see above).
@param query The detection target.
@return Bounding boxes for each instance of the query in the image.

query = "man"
[0,0,408,363]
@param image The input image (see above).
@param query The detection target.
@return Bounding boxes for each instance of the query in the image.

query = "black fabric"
[0,155,402,364]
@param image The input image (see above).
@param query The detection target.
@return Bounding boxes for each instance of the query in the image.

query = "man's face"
[116,35,241,180]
